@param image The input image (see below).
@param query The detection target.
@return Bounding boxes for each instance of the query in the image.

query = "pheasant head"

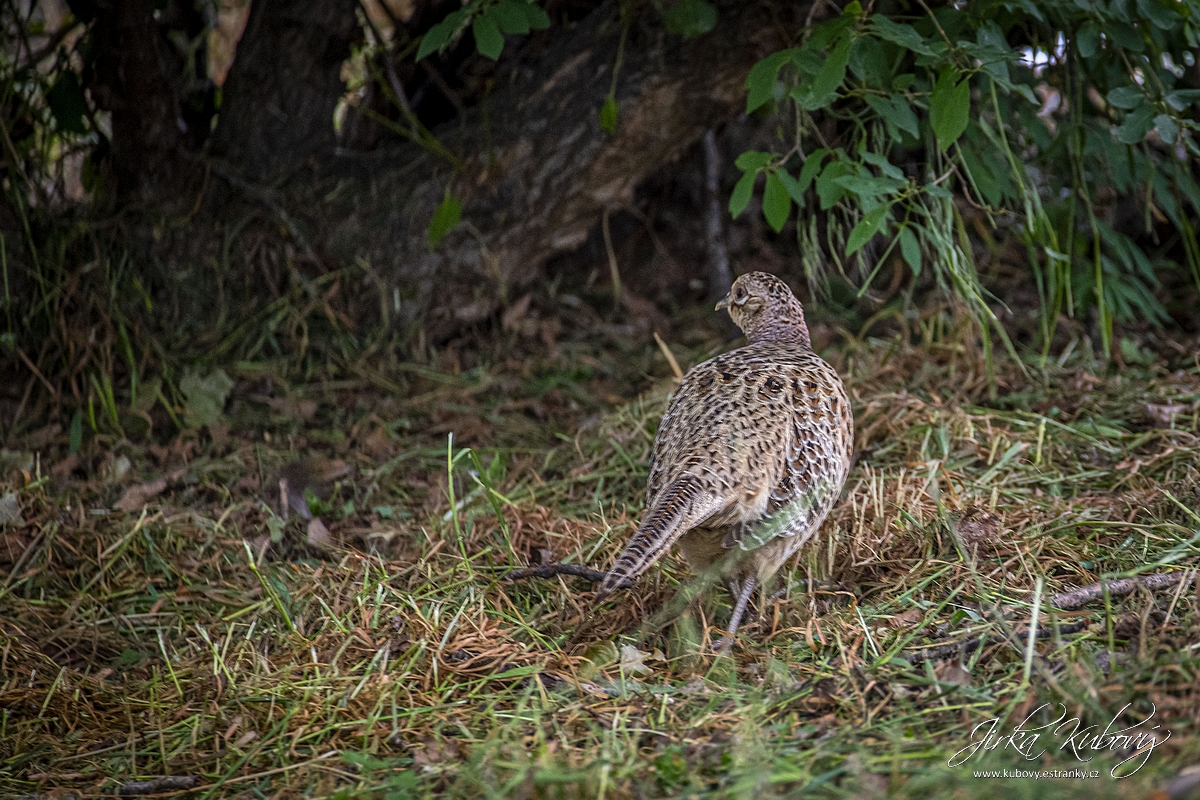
[716,272,811,348]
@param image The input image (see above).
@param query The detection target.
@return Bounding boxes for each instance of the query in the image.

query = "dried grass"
[2,314,1200,798]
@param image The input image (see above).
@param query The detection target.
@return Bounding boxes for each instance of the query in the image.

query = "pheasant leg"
[715,577,757,653]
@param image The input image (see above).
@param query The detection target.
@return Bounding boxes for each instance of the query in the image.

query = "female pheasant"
[596,272,854,647]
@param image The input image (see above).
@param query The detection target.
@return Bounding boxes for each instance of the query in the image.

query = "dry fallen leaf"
[113,468,186,512]
[411,735,460,767]
[953,506,1002,552]
[276,458,349,519]
[502,293,533,332]
[0,493,22,527]
[19,423,61,451]
[360,426,393,459]
[112,470,187,513]
[1146,402,1189,427]
[234,730,259,749]
[934,659,972,687]
[619,644,652,676]
[207,0,251,87]
[887,608,921,629]
[114,478,167,512]
[306,518,332,549]
[253,395,318,423]
[51,452,80,480]
[207,421,232,449]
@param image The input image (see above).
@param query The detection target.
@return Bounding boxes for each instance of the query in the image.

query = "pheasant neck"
[746,320,811,349]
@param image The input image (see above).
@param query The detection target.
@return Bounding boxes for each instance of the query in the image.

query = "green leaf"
[929,68,970,151]
[1106,22,1143,52]
[871,17,935,56]
[734,150,773,171]
[812,32,853,96]
[762,172,792,233]
[493,0,531,34]
[924,182,953,199]
[835,174,905,197]
[428,188,463,250]
[522,3,551,29]
[491,664,543,680]
[1116,104,1155,144]
[745,49,798,113]
[1013,84,1039,104]
[775,169,805,205]
[416,15,455,60]
[1106,86,1144,109]
[473,11,505,60]
[959,142,1002,205]
[728,170,757,218]
[599,95,618,132]
[1137,0,1179,30]
[861,150,904,180]
[846,204,891,256]
[791,47,825,80]
[1076,20,1100,57]
[69,409,83,454]
[798,148,829,191]
[899,225,921,275]
[889,95,921,137]
[663,0,717,38]
[341,751,392,772]
[816,160,851,210]
[1165,89,1200,111]
[179,368,234,428]
[848,35,890,88]
[1154,114,1178,144]
[47,71,88,134]
[865,94,919,138]
[973,22,1012,86]
[803,33,853,107]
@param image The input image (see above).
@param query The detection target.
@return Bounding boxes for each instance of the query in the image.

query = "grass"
[2,301,1200,799]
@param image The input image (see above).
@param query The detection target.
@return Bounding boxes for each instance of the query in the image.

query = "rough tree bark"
[91,0,185,200]
[313,0,802,339]
[211,0,360,180]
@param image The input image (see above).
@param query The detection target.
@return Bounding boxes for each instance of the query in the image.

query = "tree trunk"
[211,0,361,181]
[318,0,799,340]
[92,0,185,200]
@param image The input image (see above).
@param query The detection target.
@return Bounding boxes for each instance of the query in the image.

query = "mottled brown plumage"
[596,272,854,646]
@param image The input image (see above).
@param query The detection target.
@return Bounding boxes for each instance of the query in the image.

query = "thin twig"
[505,563,610,583]
[357,1,417,135]
[1043,571,1194,611]
[14,346,57,398]
[420,60,466,116]
[915,0,954,50]
[118,776,197,796]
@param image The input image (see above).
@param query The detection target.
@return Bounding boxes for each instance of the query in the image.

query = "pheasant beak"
[715,294,730,312]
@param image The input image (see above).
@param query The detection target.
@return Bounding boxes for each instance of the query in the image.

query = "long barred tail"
[595,476,724,601]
